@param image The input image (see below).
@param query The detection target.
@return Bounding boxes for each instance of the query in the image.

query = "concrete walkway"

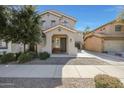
[0,65,124,82]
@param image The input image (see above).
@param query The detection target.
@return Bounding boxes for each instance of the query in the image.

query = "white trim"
[44,25,77,33]
[40,10,77,22]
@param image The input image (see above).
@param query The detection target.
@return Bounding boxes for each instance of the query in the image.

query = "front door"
[60,38,66,53]
[52,36,67,54]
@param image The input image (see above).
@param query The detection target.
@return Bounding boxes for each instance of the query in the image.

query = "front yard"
[0,51,124,88]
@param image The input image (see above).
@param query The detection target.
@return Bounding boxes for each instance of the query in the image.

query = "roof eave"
[40,10,77,22]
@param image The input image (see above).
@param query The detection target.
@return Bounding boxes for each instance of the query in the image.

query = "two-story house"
[0,10,83,56]
[84,19,124,53]
[37,10,83,55]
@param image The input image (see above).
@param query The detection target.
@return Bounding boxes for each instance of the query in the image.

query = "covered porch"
[52,35,67,54]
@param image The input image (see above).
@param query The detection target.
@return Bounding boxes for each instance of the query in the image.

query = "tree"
[0,6,10,41]
[83,26,91,32]
[116,6,124,22]
[10,5,42,52]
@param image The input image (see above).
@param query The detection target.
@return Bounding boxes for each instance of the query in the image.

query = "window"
[41,20,46,25]
[115,25,122,32]
[63,20,68,25]
[51,20,56,26]
[53,37,60,48]
[103,28,105,30]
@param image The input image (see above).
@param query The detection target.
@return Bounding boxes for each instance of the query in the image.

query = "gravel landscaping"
[23,57,109,65]
[0,78,95,88]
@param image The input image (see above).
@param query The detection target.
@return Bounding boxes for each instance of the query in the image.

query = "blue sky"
[37,5,124,31]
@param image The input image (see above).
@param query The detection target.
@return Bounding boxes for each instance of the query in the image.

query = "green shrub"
[0,55,2,58]
[28,51,38,58]
[94,74,124,88]
[18,53,33,63]
[39,52,50,60]
[0,53,16,63]
[15,52,22,59]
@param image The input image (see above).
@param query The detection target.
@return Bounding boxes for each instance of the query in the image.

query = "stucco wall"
[84,36,103,52]
[11,43,29,53]
[39,27,78,56]
[104,40,124,52]
[41,13,76,30]
[95,22,124,33]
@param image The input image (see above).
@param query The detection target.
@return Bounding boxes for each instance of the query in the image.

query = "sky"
[37,5,124,31]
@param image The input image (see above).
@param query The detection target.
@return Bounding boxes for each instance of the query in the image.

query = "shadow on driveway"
[0,78,95,88]
[22,57,109,65]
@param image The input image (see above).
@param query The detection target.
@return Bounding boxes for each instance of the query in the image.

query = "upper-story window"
[51,20,56,26]
[63,20,68,26]
[103,28,105,30]
[41,20,46,26]
[115,25,122,32]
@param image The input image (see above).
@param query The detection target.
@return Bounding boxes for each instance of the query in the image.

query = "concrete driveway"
[0,65,124,81]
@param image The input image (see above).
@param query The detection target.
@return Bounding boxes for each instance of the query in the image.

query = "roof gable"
[44,25,77,33]
[40,10,77,22]
[92,19,124,31]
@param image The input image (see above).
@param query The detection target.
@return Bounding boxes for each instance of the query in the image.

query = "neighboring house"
[84,19,124,53]
[0,10,83,55]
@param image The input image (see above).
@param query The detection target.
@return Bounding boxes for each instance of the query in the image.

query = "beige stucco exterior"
[36,10,82,55]
[41,10,76,30]
[95,20,124,33]
[84,36,103,52]
[84,35,124,52]
[84,19,124,53]
[37,25,79,56]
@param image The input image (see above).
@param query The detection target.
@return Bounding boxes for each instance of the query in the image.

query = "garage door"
[104,40,124,52]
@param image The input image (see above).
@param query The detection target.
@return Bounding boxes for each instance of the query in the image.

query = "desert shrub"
[39,52,50,60]
[18,53,33,63]
[0,53,16,63]
[94,74,124,88]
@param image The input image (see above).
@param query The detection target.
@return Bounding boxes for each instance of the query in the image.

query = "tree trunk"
[36,44,38,54]
[29,43,35,52]
[24,43,26,53]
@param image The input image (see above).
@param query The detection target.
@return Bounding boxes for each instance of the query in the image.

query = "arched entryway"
[52,35,67,54]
